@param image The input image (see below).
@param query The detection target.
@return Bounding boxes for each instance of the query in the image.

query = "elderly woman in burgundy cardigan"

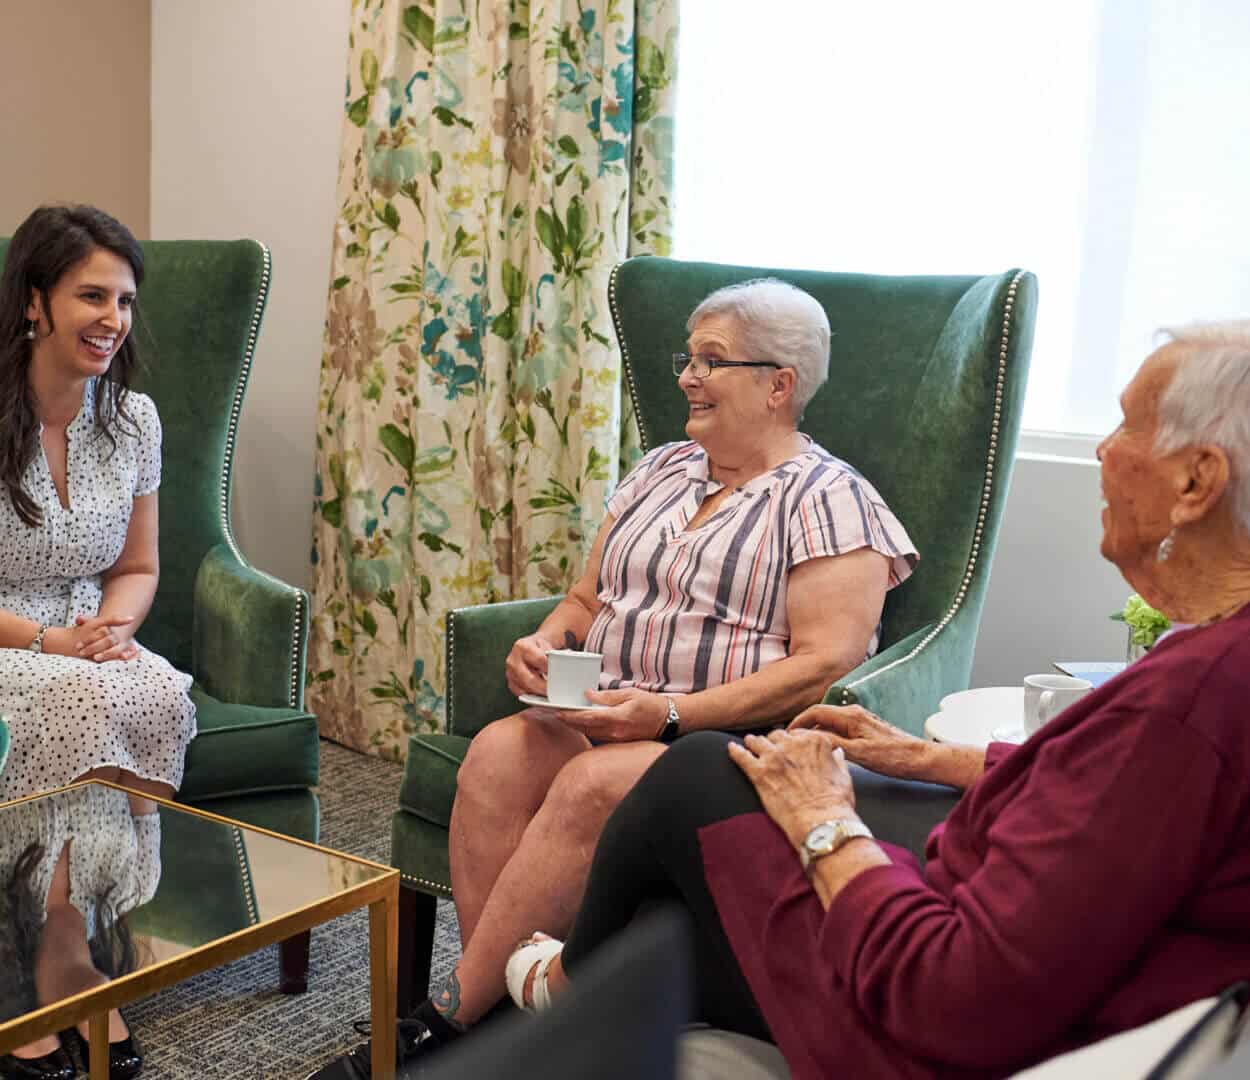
[505,322,1250,1078]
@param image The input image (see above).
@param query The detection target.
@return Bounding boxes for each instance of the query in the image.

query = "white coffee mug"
[546,649,604,707]
[1023,674,1093,736]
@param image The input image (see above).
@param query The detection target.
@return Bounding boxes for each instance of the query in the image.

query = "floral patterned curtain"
[309,0,678,759]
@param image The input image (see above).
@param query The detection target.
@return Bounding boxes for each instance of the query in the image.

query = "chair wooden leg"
[279,929,312,994]
[397,885,437,1016]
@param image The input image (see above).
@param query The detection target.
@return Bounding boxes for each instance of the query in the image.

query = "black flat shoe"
[0,1044,76,1080]
[64,1026,143,1080]
[304,1018,443,1079]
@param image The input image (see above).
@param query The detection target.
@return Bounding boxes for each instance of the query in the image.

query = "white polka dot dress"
[0,380,196,802]
[0,783,161,937]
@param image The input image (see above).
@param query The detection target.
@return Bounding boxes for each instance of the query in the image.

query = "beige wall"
[0,2,150,237]
[150,0,350,588]
[970,451,1129,687]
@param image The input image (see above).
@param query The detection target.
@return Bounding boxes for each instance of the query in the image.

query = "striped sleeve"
[788,473,918,587]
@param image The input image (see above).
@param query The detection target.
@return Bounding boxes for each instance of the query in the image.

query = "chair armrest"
[826,617,978,738]
[847,764,959,862]
[446,596,562,739]
[192,543,309,709]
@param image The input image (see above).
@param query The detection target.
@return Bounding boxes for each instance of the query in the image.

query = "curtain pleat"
[309,0,678,758]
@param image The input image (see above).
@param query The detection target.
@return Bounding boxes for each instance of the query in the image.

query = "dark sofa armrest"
[446,596,562,739]
[192,543,309,709]
[848,764,961,862]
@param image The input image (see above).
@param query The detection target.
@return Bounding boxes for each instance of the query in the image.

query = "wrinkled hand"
[728,729,857,849]
[505,632,558,698]
[44,615,138,663]
[536,688,668,743]
[788,704,926,781]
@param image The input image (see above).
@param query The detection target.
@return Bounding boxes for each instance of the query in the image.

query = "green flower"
[1111,594,1171,648]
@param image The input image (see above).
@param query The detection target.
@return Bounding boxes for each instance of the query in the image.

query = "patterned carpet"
[127,740,461,1079]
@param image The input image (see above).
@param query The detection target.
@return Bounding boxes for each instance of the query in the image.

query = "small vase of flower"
[1111,594,1170,662]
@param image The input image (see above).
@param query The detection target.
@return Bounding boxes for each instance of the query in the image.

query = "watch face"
[806,823,838,852]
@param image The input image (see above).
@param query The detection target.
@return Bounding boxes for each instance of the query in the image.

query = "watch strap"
[658,696,681,743]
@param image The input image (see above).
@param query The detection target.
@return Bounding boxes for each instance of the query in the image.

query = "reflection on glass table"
[0,781,399,1080]
[1,783,156,1076]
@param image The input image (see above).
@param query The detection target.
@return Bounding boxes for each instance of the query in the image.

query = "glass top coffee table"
[0,780,399,1080]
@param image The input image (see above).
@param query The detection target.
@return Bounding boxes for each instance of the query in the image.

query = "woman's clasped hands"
[42,613,138,663]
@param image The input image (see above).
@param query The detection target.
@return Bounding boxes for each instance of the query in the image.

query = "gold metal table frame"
[0,780,399,1080]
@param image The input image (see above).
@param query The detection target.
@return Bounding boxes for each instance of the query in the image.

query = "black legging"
[562,730,773,1042]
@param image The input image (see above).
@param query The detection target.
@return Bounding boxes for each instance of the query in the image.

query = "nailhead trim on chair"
[839,269,1027,703]
[445,610,458,734]
[217,241,307,710]
[231,825,260,924]
[608,263,649,453]
[406,609,457,898]
[400,870,454,898]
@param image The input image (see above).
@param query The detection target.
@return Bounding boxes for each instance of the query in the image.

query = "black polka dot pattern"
[0,380,196,802]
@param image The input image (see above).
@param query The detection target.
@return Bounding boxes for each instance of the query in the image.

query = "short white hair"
[1155,319,1250,536]
[687,278,830,420]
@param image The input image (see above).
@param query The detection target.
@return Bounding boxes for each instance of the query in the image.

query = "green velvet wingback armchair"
[390,257,1037,1009]
[0,237,320,984]
[126,240,320,840]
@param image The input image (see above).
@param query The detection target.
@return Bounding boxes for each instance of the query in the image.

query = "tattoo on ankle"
[433,972,467,1029]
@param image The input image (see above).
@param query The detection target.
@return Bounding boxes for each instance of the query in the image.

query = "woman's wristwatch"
[657,696,681,742]
[799,817,874,873]
[27,624,49,653]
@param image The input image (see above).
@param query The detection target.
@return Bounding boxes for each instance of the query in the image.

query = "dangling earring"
[23,319,36,340]
[1156,529,1176,562]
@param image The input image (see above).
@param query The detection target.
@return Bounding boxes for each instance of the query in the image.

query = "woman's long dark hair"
[0,843,138,1023]
[0,204,146,526]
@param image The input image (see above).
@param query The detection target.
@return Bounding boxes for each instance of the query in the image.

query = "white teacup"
[546,649,603,707]
[1023,674,1093,735]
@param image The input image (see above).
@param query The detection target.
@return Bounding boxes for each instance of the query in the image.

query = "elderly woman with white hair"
[501,322,1250,1079]
[321,279,918,1075]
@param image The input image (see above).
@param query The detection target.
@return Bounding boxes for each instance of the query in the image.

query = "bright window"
[672,0,1250,438]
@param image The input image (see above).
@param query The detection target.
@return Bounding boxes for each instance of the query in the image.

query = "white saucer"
[924,686,1026,750]
[518,692,611,712]
[990,724,1027,745]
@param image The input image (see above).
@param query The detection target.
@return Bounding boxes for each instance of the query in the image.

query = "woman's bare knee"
[543,743,667,834]
[116,772,174,802]
[456,712,588,817]
[74,765,122,784]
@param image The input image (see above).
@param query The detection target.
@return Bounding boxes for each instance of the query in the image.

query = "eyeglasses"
[671,353,783,379]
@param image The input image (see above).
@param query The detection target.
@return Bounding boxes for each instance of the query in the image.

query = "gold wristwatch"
[27,624,49,653]
[799,817,873,873]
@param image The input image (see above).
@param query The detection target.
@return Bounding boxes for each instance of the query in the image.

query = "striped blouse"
[584,438,917,695]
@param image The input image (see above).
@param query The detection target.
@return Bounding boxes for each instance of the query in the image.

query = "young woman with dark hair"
[0,204,196,1078]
